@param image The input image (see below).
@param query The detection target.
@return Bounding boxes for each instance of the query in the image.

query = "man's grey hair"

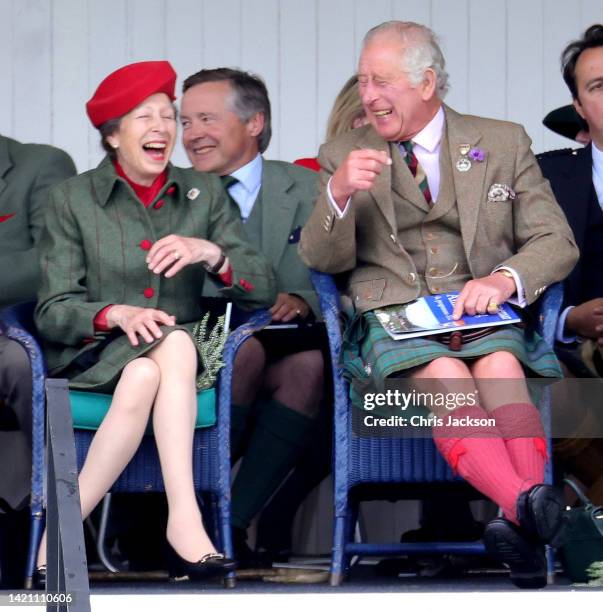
[363,21,449,98]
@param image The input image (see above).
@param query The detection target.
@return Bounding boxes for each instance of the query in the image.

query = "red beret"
[86,61,177,128]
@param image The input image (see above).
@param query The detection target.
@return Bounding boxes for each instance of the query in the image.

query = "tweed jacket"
[35,158,276,387]
[256,159,320,317]
[0,135,76,307]
[300,105,579,312]
[538,145,603,309]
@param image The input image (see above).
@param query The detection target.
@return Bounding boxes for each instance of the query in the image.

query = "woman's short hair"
[182,68,272,153]
[326,76,365,141]
[363,21,449,99]
[98,118,122,159]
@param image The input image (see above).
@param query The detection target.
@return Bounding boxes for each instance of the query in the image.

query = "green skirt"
[343,311,562,409]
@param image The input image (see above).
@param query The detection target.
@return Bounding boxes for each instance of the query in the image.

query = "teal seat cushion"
[70,388,217,430]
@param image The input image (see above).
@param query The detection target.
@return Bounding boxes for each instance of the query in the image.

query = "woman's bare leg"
[37,357,160,565]
[147,330,216,562]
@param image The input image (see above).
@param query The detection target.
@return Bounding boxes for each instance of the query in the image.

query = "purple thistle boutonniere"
[469,147,485,162]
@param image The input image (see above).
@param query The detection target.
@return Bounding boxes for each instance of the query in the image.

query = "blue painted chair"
[309,270,562,586]
[0,301,270,588]
[0,303,46,589]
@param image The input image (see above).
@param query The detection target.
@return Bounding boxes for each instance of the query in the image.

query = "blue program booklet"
[374,292,521,340]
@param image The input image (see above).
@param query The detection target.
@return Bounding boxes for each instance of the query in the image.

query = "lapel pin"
[186,188,200,200]
[456,144,472,172]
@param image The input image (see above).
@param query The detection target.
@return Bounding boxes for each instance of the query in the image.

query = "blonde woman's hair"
[325,76,366,141]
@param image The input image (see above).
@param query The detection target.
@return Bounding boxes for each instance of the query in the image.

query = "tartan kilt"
[343,311,562,409]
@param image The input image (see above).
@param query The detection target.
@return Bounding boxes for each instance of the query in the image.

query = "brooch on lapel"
[456,145,486,172]
[288,226,302,244]
[186,188,200,200]
[487,183,516,202]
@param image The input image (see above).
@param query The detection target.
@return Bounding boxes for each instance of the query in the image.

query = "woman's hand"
[146,235,224,278]
[452,272,517,320]
[270,293,310,323]
[106,305,176,346]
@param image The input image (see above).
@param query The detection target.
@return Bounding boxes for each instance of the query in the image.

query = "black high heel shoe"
[165,541,236,582]
[32,565,46,590]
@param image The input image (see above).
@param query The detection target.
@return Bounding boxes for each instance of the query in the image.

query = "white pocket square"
[487,183,516,202]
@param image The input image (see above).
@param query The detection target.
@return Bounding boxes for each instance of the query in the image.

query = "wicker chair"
[309,270,562,586]
[0,301,270,589]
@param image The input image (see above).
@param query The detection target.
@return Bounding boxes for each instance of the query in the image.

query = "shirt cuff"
[556,306,577,343]
[218,264,233,287]
[493,266,526,308]
[93,305,114,332]
[327,177,351,218]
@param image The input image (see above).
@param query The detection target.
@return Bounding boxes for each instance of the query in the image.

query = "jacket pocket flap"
[351,278,386,302]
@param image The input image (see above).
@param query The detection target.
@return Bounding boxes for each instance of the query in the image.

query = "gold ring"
[487,301,499,311]
[172,250,181,260]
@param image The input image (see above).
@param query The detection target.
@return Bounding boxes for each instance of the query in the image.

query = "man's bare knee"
[417,356,472,379]
[473,351,523,378]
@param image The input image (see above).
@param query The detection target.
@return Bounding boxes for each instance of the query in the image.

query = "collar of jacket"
[0,136,13,179]
[350,104,484,248]
[91,155,180,207]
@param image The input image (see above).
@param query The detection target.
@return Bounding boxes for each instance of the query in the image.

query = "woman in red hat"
[33,61,276,583]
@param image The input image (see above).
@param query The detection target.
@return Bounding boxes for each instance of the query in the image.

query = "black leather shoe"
[165,542,236,582]
[484,518,547,589]
[32,566,46,590]
[516,484,567,546]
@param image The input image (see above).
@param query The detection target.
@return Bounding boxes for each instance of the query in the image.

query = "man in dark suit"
[180,68,324,566]
[537,24,603,505]
[0,134,75,587]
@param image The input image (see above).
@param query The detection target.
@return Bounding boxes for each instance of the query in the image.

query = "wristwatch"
[202,249,226,275]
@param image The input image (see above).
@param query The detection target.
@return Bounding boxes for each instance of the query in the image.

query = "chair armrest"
[309,270,346,408]
[0,301,46,513]
[0,301,36,334]
[536,282,564,348]
[215,308,272,475]
[309,270,351,483]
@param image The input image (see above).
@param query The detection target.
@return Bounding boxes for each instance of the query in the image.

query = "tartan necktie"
[400,140,433,206]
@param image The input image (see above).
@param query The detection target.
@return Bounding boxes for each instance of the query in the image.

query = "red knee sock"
[433,405,532,523]
[492,402,547,484]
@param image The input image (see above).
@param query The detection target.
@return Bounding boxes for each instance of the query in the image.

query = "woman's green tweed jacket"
[35,158,276,391]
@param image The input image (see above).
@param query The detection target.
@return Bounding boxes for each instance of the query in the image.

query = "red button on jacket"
[143,287,155,299]
[139,239,152,251]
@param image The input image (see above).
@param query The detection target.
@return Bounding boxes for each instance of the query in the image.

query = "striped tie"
[400,140,433,206]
